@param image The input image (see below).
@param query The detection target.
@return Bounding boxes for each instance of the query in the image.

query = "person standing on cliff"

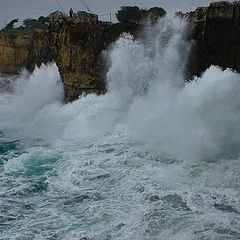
[69,8,73,18]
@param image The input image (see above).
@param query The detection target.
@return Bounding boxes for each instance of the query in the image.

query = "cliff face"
[0,11,140,102]
[47,11,141,101]
[183,1,240,77]
[0,32,32,74]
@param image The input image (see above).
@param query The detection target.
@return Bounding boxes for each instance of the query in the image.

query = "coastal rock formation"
[183,1,240,77]
[0,32,32,74]
[47,11,140,101]
[1,2,240,101]
[0,11,140,101]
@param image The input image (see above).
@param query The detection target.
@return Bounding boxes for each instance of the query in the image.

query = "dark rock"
[184,1,240,78]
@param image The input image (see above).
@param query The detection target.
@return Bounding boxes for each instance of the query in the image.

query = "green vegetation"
[1,16,49,33]
[116,6,166,23]
[23,16,49,29]
[148,7,166,20]
[4,19,18,31]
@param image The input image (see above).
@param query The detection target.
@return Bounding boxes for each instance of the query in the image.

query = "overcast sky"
[0,0,220,28]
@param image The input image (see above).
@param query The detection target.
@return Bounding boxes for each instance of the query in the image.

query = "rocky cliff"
[47,11,141,101]
[1,2,240,101]
[0,11,141,102]
[182,1,240,77]
[0,32,32,74]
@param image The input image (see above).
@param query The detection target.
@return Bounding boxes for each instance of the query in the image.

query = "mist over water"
[0,17,240,239]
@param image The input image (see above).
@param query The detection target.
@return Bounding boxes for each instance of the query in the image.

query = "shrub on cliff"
[3,19,18,31]
[116,6,166,23]
[116,6,147,23]
[148,7,166,20]
[23,17,49,29]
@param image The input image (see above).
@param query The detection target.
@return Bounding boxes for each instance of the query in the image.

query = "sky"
[0,0,221,28]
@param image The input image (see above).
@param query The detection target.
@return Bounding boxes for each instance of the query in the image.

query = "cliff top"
[49,11,99,26]
[179,0,240,23]
[0,11,100,34]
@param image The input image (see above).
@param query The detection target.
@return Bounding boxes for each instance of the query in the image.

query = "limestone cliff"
[0,32,32,74]
[0,11,141,101]
[182,1,240,77]
[47,11,141,101]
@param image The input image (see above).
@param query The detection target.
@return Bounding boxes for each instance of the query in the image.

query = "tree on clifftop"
[116,6,147,23]
[116,6,166,23]
[148,7,166,20]
[4,19,18,30]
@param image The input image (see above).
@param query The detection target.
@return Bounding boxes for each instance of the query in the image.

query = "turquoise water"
[1,130,240,240]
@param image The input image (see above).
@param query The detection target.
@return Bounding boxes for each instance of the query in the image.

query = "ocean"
[0,17,240,240]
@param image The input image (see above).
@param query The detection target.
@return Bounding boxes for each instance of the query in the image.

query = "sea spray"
[127,65,240,161]
[0,63,63,140]
[0,18,240,160]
